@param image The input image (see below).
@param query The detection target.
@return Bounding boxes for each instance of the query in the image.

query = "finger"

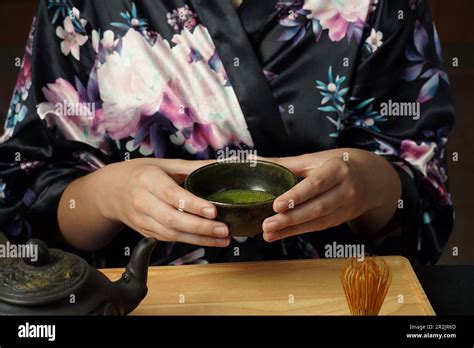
[272,158,345,213]
[263,183,342,233]
[174,230,231,247]
[131,159,215,184]
[263,206,347,242]
[142,194,229,238]
[145,169,218,219]
[156,158,216,174]
[140,216,231,247]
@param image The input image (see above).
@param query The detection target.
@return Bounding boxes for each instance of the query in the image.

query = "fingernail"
[264,220,279,233]
[202,207,215,218]
[263,232,274,242]
[274,200,287,212]
[213,225,229,237]
[216,238,230,246]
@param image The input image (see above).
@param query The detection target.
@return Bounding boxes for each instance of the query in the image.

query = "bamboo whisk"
[340,257,392,315]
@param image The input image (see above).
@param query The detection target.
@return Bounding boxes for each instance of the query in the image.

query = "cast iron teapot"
[0,237,157,315]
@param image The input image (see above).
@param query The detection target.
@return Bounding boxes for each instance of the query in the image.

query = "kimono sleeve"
[341,1,455,265]
[0,1,110,248]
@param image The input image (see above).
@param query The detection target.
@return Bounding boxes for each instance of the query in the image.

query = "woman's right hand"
[96,158,231,247]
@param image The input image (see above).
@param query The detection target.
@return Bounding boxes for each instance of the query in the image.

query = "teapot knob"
[22,238,51,266]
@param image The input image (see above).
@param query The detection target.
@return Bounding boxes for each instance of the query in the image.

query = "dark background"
[0,0,473,264]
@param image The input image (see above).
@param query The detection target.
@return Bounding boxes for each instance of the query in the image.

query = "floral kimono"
[0,0,455,267]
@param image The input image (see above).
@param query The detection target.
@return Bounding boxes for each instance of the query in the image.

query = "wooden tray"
[101,255,434,315]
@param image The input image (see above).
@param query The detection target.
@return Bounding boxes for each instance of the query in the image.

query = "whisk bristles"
[340,257,392,316]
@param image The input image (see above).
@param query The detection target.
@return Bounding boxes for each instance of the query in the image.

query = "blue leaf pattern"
[413,20,429,56]
[316,66,386,137]
[417,73,440,103]
[401,62,425,81]
[402,20,449,103]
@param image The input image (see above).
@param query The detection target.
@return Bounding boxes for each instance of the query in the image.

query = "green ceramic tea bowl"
[184,160,298,237]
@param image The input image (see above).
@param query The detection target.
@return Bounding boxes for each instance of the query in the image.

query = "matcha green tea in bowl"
[185,160,298,237]
[205,190,276,204]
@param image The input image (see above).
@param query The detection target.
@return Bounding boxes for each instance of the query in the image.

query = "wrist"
[339,148,385,210]
[90,162,124,222]
[349,151,401,236]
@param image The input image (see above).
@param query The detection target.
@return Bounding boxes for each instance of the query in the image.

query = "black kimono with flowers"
[0,0,455,267]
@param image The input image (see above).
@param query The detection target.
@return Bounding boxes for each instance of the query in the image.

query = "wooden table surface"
[101,256,434,316]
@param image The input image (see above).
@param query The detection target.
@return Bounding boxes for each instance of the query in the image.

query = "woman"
[0,0,454,267]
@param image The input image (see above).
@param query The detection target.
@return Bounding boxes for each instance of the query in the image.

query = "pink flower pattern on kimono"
[167,5,198,32]
[399,139,451,205]
[97,25,253,156]
[303,0,376,41]
[372,137,451,206]
[37,78,110,154]
[97,31,167,140]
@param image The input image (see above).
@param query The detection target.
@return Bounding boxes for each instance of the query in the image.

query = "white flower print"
[366,28,383,52]
[92,30,119,54]
[125,137,154,156]
[56,16,88,60]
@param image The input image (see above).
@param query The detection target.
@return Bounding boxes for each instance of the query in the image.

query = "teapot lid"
[0,239,90,306]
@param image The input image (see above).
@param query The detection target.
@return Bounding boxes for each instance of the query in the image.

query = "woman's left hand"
[261,148,401,242]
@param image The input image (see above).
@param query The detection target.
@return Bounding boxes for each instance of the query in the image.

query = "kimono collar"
[192,0,290,156]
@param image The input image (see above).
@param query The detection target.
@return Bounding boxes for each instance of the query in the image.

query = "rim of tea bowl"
[184,160,298,207]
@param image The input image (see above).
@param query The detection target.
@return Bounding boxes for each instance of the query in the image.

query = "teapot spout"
[114,238,157,314]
